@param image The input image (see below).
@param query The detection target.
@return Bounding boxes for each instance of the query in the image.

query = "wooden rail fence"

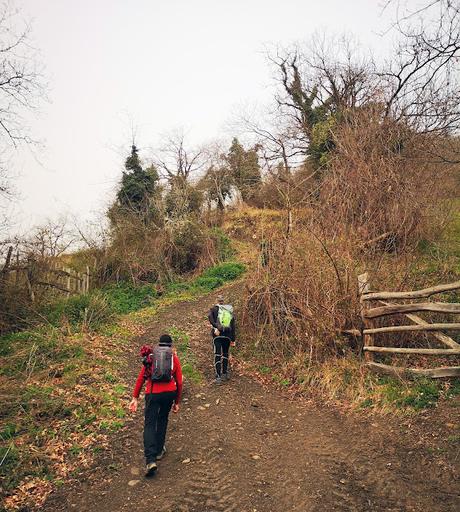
[1,248,91,302]
[358,273,460,378]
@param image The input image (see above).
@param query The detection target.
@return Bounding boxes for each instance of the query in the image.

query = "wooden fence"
[358,273,460,378]
[1,247,91,302]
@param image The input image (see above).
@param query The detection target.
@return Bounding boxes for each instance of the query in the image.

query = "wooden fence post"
[86,265,90,293]
[0,246,13,292]
[15,251,19,285]
[358,273,373,361]
[66,267,71,296]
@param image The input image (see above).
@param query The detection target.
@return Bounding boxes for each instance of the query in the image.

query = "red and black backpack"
[141,344,173,382]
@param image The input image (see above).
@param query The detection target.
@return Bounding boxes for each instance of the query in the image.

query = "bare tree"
[22,217,75,259]
[0,1,44,145]
[154,130,206,183]
[381,0,460,135]
[0,1,45,231]
[268,36,377,147]
[197,141,233,210]
[152,131,207,218]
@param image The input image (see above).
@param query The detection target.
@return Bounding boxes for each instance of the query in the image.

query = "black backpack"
[150,345,173,382]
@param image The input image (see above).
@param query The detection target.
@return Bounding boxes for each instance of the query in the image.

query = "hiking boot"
[156,446,167,461]
[215,376,223,385]
[222,373,229,382]
[145,461,157,477]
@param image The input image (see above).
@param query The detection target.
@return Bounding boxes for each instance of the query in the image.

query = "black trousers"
[213,336,231,377]
[144,391,176,463]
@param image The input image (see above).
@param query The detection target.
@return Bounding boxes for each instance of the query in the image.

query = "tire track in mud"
[166,449,240,512]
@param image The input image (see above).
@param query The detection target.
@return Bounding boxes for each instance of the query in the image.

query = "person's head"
[217,294,224,305]
[159,334,173,347]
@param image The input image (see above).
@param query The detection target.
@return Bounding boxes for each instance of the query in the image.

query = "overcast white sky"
[9,0,397,233]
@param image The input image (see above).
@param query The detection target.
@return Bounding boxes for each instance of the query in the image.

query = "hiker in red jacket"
[129,334,183,477]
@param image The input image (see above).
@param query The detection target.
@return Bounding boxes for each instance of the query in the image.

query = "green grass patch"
[258,365,271,374]
[374,376,442,410]
[201,261,245,281]
[446,379,460,398]
[100,419,124,432]
[0,328,85,378]
[39,282,158,332]
[101,283,158,314]
[169,327,202,384]
[359,398,374,409]
[164,262,245,298]
[41,292,114,329]
[104,372,117,383]
[0,443,20,490]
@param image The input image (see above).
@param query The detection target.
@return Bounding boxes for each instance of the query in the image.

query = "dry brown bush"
[105,212,224,284]
[320,108,455,252]
[242,228,361,363]
[240,110,458,368]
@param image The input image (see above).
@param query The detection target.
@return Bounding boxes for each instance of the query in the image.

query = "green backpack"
[218,305,233,328]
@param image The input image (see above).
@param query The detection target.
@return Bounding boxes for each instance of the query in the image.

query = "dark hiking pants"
[144,391,176,463]
[213,335,231,377]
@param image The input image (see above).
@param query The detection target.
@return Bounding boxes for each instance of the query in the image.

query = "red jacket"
[133,353,183,404]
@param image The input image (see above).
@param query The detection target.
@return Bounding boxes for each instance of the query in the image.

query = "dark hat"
[159,334,173,346]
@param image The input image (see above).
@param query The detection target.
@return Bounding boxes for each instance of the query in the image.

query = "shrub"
[201,262,245,281]
[101,283,157,314]
[241,224,362,363]
[168,220,206,273]
[41,292,114,330]
[209,227,235,261]
[193,276,224,291]
[320,109,453,251]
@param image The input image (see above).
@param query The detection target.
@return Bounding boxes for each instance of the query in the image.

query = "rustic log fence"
[358,273,460,378]
[1,248,91,302]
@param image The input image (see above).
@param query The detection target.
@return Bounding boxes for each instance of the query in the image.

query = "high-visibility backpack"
[141,345,173,382]
[218,305,233,328]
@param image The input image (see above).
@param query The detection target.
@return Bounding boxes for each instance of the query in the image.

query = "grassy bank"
[241,349,460,413]
[0,262,245,511]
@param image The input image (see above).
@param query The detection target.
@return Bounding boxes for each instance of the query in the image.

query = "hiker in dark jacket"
[129,334,183,477]
[208,294,235,384]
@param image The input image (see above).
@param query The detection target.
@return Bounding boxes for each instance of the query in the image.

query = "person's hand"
[214,328,220,336]
[129,397,138,413]
[231,341,236,347]
[172,403,180,413]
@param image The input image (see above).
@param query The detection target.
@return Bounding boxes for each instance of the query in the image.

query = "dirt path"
[43,286,459,512]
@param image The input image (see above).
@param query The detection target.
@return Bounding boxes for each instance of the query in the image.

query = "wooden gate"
[358,273,460,378]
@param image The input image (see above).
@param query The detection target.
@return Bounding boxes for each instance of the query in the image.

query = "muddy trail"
[43,285,459,512]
